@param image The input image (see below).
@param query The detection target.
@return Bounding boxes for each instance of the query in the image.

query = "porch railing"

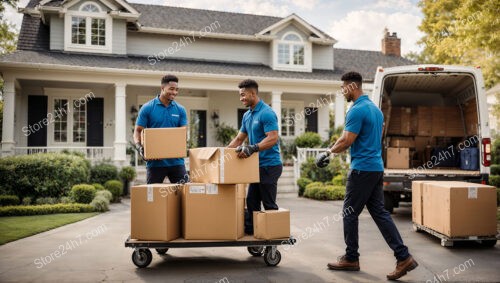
[13,147,114,162]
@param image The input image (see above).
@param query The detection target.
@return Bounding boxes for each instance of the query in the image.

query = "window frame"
[273,31,312,72]
[64,1,112,53]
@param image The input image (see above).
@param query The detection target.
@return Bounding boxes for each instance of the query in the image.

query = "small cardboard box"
[417,107,432,136]
[422,181,497,237]
[253,208,291,240]
[431,107,446,136]
[189,147,259,184]
[401,107,417,136]
[386,147,410,169]
[141,127,187,159]
[131,184,182,241]
[182,183,245,240]
[390,137,415,148]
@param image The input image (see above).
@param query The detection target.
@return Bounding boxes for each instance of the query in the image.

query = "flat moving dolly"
[413,223,498,247]
[125,235,297,268]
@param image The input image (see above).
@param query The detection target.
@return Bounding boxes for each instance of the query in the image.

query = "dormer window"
[272,30,311,72]
[278,33,304,66]
[64,1,112,53]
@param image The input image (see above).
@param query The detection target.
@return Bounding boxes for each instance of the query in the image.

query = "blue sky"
[5,0,424,55]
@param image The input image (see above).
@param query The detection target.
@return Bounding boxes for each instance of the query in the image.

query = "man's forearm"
[257,136,277,151]
[133,129,142,145]
[330,137,350,153]
[227,137,243,148]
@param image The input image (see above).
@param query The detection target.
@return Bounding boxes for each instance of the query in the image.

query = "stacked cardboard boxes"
[386,147,410,169]
[416,107,432,136]
[412,181,496,237]
[464,100,478,136]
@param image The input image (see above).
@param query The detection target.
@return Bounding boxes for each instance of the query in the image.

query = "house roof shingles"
[3,0,414,82]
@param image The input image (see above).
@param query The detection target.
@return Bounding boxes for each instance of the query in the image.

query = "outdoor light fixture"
[211,111,220,127]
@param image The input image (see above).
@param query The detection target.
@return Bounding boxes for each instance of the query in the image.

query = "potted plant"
[119,166,137,196]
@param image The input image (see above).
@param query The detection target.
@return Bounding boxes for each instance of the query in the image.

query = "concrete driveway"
[0,195,498,282]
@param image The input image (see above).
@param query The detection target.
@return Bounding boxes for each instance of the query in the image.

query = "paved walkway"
[0,195,498,282]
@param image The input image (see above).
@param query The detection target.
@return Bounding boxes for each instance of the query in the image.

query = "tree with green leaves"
[414,0,499,88]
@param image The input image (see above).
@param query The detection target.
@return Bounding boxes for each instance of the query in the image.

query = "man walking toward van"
[134,74,189,184]
[228,79,282,235]
[315,72,418,280]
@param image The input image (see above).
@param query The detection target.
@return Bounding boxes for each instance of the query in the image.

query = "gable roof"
[257,13,334,42]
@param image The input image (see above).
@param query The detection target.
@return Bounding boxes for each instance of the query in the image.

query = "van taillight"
[482,138,491,167]
[418,67,444,71]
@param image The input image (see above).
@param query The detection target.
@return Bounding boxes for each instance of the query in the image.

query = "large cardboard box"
[417,107,432,136]
[464,100,478,136]
[401,107,417,136]
[412,181,426,225]
[253,208,291,240]
[431,107,446,136]
[182,183,245,240]
[131,184,182,241]
[387,107,402,135]
[422,181,497,237]
[141,127,187,159]
[189,147,259,184]
[445,107,464,137]
[414,136,434,152]
[386,147,410,169]
[390,137,415,148]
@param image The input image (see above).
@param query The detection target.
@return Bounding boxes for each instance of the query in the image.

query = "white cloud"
[329,10,423,54]
[371,0,421,14]
[3,0,30,30]
[290,0,318,10]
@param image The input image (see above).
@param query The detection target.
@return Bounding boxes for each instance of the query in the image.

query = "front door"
[189,110,207,147]
[305,107,318,133]
[86,98,104,146]
[27,95,48,146]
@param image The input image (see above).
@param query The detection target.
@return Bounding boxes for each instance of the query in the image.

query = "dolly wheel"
[264,248,281,266]
[247,246,265,257]
[155,248,169,255]
[132,249,152,268]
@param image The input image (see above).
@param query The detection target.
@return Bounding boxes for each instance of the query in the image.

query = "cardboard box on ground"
[412,181,496,237]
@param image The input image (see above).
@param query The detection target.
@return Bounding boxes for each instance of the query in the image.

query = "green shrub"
[491,164,500,176]
[60,196,74,204]
[104,180,123,202]
[297,177,312,197]
[0,203,95,216]
[22,197,32,206]
[90,195,110,212]
[70,184,96,204]
[489,175,500,188]
[119,166,137,181]
[304,182,324,198]
[332,175,346,186]
[314,188,330,200]
[295,132,322,148]
[35,197,58,205]
[0,153,90,198]
[492,139,500,165]
[301,157,335,182]
[324,186,346,200]
[92,183,105,191]
[215,123,238,145]
[279,138,297,162]
[90,163,118,185]
[95,190,113,202]
[0,195,20,206]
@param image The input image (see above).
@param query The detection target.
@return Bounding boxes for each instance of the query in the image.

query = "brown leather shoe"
[327,255,360,271]
[387,255,418,280]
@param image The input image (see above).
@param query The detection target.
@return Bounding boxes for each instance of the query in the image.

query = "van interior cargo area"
[381,73,481,174]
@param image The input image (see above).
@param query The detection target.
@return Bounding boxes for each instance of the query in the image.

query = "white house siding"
[127,33,270,65]
[283,93,331,140]
[112,19,127,55]
[49,15,64,51]
[312,45,333,70]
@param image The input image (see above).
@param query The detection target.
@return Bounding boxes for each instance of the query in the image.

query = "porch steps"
[133,166,298,195]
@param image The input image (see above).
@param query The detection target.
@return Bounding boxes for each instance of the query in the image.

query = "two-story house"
[0,0,413,166]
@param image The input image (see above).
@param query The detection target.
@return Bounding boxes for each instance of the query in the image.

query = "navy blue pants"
[146,165,189,184]
[343,169,410,262]
[245,165,283,234]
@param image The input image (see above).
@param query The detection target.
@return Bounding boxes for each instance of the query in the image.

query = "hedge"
[489,175,500,188]
[90,195,109,212]
[92,183,105,191]
[304,183,346,201]
[490,164,500,176]
[295,132,322,148]
[90,163,118,185]
[104,180,123,203]
[0,195,20,206]
[0,203,95,216]
[0,153,90,198]
[96,190,112,202]
[71,184,96,204]
[297,177,312,197]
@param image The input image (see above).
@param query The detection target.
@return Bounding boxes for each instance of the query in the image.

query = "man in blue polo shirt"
[228,79,282,235]
[315,72,417,280]
[133,74,189,184]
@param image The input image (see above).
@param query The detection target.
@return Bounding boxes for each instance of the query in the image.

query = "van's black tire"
[384,192,394,214]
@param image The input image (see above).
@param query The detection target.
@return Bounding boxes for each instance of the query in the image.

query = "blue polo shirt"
[240,100,282,167]
[345,95,384,172]
[136,96,187,168]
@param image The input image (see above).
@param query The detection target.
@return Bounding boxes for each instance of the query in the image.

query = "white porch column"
[114,83,127,166]
[271,91,282,135]
[334,94,345,129]
[318,97,330,140]
[1,79,16,156]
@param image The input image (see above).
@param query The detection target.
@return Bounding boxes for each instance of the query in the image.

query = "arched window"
[277,32,305,66]
[80,3,100,12]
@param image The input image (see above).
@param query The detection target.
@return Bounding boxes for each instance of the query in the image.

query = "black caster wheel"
[480,239,497,247]
[264,248,281,266]
[132,249,152,268]
[247,246,265,257]
[155,248,169,255]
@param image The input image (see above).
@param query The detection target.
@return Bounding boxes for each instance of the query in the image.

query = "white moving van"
[372,65,492,212]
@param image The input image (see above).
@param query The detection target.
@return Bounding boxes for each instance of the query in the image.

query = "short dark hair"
[161,74,179,85]
[341,72,363,85]
[238,79,259,93]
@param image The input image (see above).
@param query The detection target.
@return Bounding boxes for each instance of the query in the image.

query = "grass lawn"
[0,213,99,245]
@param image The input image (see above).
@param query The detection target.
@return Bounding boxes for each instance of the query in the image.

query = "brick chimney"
[381,28,401,57]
